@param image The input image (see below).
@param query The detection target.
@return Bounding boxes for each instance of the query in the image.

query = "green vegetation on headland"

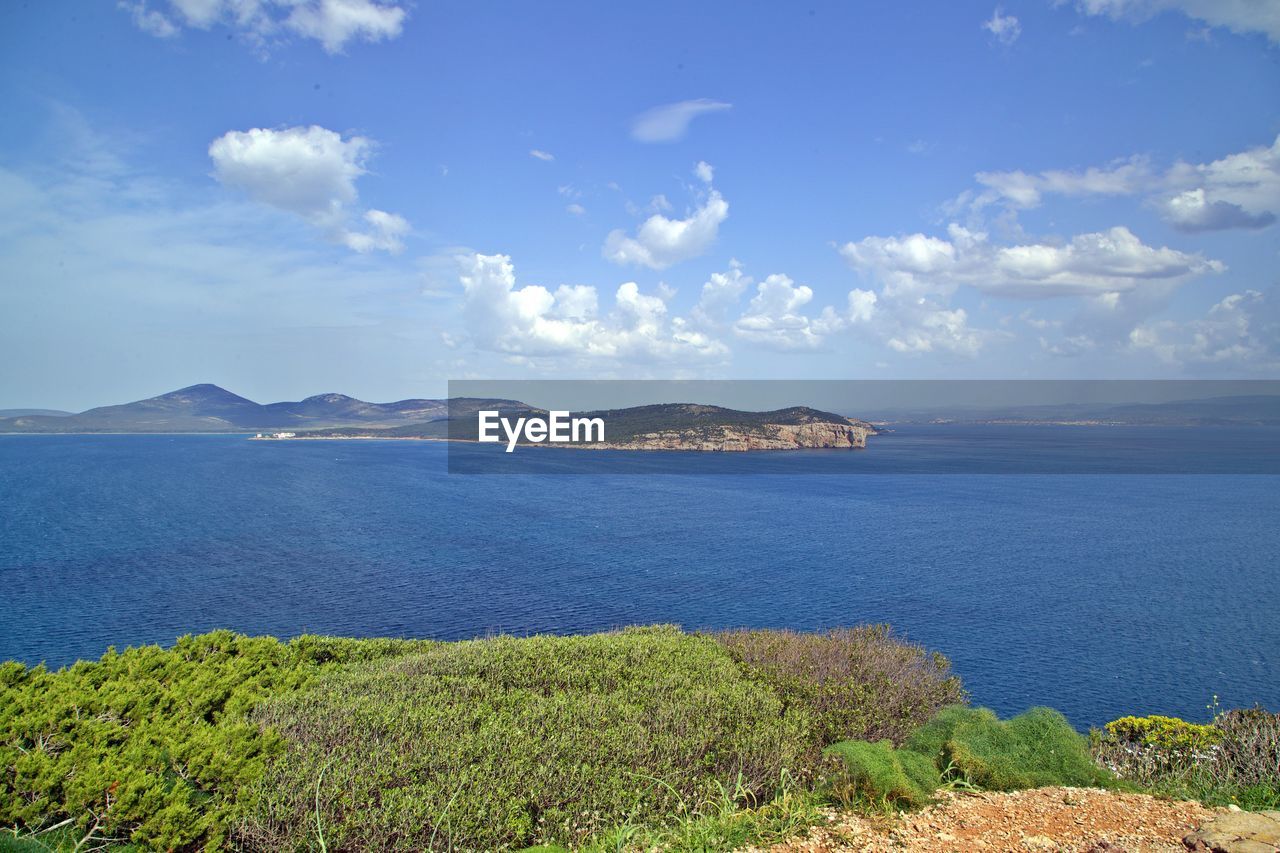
[1,628,1276,851]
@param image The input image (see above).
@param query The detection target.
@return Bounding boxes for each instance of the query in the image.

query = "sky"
[2,0,1279,410]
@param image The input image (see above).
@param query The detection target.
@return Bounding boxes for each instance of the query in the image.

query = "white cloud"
[1073,0,1280,44]
[840,223,1222,299]
[886,306,985,355]
[971,156,1153,209]
[685,262,879,353]
[603,176,729,270]
[983,8,1023,44]
[565,203,586,216]
[833,221,1222,358]
[1129,289,1279,368]
[630,99,732,143]
[209,125,408,253]
[121,0,408,53]
[961,136,1280,233]
[690,263,751,328]
[733,274,824,350]
[647,194,673,213]
[458,253,726,362]
[821,249,985,356]
[123,1,180,36]
[1159,135,1280,232]
[693,161,715,183]
[529,149,555,162]
[286,0,406,52]
[341,209,409,253]
[1161,189,1276,231]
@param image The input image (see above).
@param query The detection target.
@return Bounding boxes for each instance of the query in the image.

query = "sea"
[2,428,1277,729]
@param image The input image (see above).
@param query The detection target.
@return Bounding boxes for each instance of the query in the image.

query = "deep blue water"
[1,431,1278,728]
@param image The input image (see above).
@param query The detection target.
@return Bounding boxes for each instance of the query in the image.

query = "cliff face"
[591,419,873,451]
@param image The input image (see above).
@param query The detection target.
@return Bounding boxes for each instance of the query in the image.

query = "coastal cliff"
[589,417,873,451]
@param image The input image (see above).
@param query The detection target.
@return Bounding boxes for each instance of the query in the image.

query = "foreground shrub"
[712,625,964,751]
[1092,706,1280,809]
[823,739,939,808]
[906,706,1114,791]
[0,632,435,850]
[241,626,811,851]
[821,705,1113,811]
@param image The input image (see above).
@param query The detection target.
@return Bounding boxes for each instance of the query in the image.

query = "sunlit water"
[2,432,1277,728]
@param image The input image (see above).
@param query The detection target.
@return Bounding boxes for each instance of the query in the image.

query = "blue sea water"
[1,430,1278,729]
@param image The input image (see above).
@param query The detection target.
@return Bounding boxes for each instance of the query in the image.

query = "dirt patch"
[749,786,1222,852]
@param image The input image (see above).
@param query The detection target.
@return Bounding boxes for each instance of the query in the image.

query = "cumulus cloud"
[840,223,1222,299]
[983,8,1023,44]
[1073,0,1280,44]
[603,177,729,270]
[209,125,408,253]
[1129,289,1279,368]
[121,0,408,53]
[690,263,751,328]
[885,306,985,355]
[693,161,715,183]
[684,262,878,353]
[1161,190,1276,232]
[458,253,726,362]
[529,149,555,162]
[1159,135,1280,232]
[565,203,586,216]
[630,99,732,143]
[733,274,824,350]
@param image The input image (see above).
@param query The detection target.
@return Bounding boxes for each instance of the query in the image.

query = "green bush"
[822,706,1113,810]
[240,626,812,851]
[0,631,435,851]
[712,626,965,751]
[823,739,939,808]
[905,706,1114,791]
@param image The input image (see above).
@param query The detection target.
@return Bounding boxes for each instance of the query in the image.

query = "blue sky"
[2,0,1278,409]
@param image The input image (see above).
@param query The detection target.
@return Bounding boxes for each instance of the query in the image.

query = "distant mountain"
[263,393,449,424]
[0,384,454,433]
[0,409,72,418]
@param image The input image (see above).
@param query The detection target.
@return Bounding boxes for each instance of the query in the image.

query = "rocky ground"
[746,786,1257,852]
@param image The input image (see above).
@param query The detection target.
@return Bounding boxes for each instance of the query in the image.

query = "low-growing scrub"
[824,705,1116,808]
[0,632,436,850]
[1092,707,1280,809]
[712,626,965,749]
[241,626,813,850]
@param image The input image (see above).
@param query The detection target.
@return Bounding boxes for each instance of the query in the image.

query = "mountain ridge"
[0,384,452,433]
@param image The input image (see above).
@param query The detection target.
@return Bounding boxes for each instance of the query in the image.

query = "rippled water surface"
[2,432,1277,727]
